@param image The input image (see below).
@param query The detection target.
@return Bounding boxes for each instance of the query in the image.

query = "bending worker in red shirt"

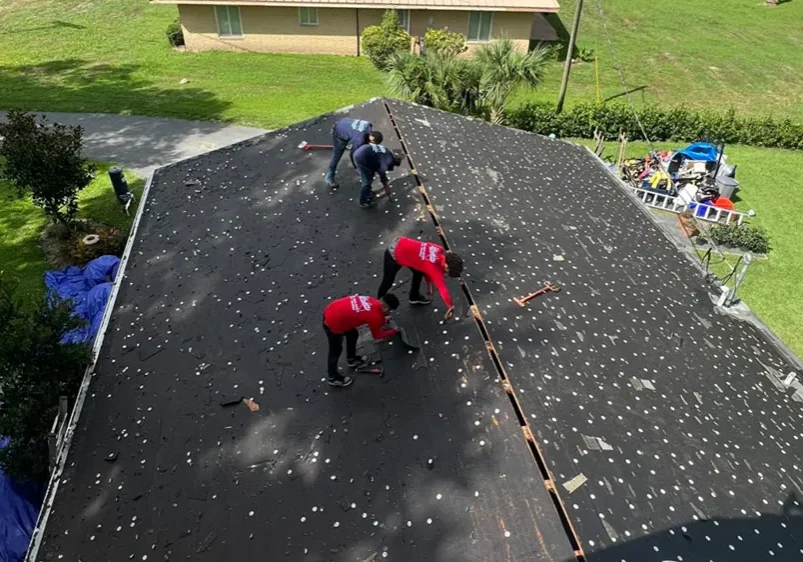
[377,237,464,321]
[322,293,400,387]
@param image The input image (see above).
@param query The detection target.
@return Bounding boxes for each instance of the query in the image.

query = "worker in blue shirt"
[353,143,403,208]
[324,118,383,189]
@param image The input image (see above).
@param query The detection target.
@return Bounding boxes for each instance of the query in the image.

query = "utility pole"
[556,0,584,114]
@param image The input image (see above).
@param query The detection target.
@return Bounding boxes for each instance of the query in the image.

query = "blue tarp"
[44,255,120,344]
[0,437,44,562]
[675,142,720,162]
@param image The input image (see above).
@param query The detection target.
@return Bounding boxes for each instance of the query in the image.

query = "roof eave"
[151,0,560,12]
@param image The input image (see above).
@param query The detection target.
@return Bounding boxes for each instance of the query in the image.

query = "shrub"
[574,46,595,63]
[362,10,411,70]
[423,27,467,58]
[166,19,185,47]
[0,110,96,227]
[0,277,90,480]
[505,102,803,150]
[709,223,771,254]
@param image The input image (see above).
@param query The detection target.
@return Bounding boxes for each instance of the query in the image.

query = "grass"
[0,1,385,129]
[2,0,803,128]
[582,139,803,358]
[518,0,803,120]
[0,164,144,297]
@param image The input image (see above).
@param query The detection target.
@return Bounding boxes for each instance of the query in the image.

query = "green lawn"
[583,139,803,357]
[2,0,803,128]
[0,164,144,297]
[0,0,385,129]
[520,0,803,120]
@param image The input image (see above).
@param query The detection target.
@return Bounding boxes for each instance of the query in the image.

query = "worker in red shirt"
[377,237,464,321]
[322,293,400,387]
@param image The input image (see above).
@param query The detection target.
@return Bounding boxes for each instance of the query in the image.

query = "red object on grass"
[712,197,734,210]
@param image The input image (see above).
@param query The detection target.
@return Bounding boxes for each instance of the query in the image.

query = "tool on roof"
[298,141,333,151]
[513,282,561,307]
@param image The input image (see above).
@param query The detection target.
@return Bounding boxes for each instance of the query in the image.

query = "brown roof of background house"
[152,0,559,13]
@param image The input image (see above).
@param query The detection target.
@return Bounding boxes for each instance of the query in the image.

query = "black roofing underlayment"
[387,99,803,562]
[37,99,803,562]
[37,100,572,562]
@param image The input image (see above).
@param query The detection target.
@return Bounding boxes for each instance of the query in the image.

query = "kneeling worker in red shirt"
[377,237,464,321]
[322,293,400,387]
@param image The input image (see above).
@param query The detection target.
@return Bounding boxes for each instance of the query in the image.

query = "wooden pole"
[556,0,584,114]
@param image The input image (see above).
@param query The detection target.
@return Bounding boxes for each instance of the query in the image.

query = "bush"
[423,27,467,58]
[0,277,90,480]
[0,110,96,226]
[574,46,595,63]
[362,10,411,70]
[709,223,771,254]
[166,19,185,48]
[506,102,803,150]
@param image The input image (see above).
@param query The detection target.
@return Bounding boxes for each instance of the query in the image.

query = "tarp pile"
[0,437,44,562]
[44,255,120,344]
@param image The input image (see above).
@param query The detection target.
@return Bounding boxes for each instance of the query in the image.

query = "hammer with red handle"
[298,141,333,151]
[513,282,561,307]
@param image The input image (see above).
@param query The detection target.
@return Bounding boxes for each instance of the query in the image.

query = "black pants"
[377,249,424,301]
[324,322,359,379]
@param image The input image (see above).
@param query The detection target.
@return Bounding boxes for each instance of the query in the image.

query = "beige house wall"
[179,4,533,56]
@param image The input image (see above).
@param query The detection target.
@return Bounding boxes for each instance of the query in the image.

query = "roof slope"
[387,98,803,560]
[153,0,560,13]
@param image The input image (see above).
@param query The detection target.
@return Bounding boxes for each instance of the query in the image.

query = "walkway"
[1,111,266,177]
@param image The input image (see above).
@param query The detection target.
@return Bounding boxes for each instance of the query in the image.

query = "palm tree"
[385,39,549,125]
[474,39,550,124]
[385,51,481,116]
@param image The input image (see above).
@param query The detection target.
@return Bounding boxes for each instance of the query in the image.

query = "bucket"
[716,176,739,199]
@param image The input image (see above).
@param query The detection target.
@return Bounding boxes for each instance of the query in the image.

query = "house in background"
[151,0,560,56]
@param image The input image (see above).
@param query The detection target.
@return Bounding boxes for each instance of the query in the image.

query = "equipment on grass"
[513,282,561,307]
[298,141,333,151]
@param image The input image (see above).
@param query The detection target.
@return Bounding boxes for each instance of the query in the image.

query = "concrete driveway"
[1,111,267,178]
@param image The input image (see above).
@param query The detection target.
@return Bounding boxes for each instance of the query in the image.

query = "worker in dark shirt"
[353,143,403,208]
[324,118,383,189]
[322,293,400,387]
[377,236,464,321]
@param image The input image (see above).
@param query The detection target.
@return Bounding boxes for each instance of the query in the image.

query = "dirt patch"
[40,220,125,269]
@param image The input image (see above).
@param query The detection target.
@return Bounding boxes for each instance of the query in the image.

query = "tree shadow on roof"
[566,492,803,561]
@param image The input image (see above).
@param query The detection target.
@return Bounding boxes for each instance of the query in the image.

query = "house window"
[395,9,410,32]
[215,6,243,37]
[467,12,492,42]
[299,7,318,26]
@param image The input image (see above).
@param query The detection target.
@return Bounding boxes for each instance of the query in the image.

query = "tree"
[0,110,95,227]
[386,51,481,116]
[361,10,411,70]
[0,277,90,480]
[475,39,550,124]
[423,28,467,58]
[384,39,550,125]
